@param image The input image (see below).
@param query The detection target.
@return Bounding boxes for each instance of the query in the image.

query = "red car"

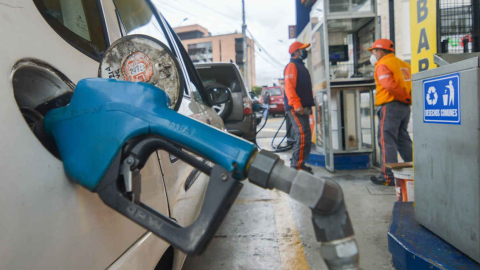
[260,87,285,117]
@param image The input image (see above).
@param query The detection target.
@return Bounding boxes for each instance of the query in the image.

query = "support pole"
[473,0,480,52]
[242,0,250,90]
[389,0,395,45]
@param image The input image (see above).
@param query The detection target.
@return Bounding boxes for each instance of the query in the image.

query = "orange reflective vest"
[374,54,412,106]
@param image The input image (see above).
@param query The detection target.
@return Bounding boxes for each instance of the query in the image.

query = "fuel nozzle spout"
[247,150,360,270]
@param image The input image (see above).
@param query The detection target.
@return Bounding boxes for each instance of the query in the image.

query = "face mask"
[370,54,378,65]
[301,50,308,60]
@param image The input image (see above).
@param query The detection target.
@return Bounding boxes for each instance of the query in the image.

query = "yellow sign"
[410,0,437,74]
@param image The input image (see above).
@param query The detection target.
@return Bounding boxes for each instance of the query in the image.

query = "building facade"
[173,24,256,88]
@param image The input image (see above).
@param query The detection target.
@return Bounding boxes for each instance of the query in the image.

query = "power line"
[253,44,285,70]
[247,29,286,68]
[254,47,284,69]
[184,0,242,23]
[155,0,196,17]
[255,53,284,71]
[155,0,240,28]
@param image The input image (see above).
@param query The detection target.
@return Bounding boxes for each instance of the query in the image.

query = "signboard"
[289,25,296,39]
[423,73,461,125]
[410,0,437,74]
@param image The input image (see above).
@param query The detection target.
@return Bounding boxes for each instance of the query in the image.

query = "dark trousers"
[285,112,295,144]
[287,109,312,169]
[377,101,413,182]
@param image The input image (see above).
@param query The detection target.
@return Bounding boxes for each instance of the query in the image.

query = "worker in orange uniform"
[283,42,315,173]
[368,39,413,186]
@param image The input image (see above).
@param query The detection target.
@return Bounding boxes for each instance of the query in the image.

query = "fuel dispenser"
[308,0,378,171]
[35,35,361,269]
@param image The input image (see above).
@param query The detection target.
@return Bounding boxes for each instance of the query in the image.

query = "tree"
[251,86,263,97]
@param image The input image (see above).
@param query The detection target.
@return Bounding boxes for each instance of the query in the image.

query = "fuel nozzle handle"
[248,150,360,270]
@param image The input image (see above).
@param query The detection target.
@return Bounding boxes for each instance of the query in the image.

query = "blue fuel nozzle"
[44,78,257,191]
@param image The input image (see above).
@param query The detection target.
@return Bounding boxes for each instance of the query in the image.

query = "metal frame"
[358,89,375,151]
[309,0,378,171]
[438,0,480,53]
[329,87,375,154]
[343,89,359,151]
[326,0,376,17]
[322,0,335,171]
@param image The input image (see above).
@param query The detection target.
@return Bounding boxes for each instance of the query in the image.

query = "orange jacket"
[284,63,302,109]
[374,54,412,106]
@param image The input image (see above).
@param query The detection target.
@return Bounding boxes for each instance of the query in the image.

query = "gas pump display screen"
[329,45,349,62]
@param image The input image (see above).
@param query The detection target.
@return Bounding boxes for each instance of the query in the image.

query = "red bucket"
[392,168,414,202]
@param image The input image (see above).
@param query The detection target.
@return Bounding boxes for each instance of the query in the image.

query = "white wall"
[378,0,412,62]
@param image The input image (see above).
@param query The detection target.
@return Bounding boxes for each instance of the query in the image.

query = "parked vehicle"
[249,91,262,112]
[0,1,229,269]
[248,92,263,125]
[195,62,257,142]
[260,87,285,117]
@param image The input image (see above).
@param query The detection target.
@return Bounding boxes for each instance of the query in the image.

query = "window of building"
[330,0,349,12]
[352,0,373,12]
[33,0,108,61]
[235,38,244,67]
[188,42,214,63]
[329,0,373,13]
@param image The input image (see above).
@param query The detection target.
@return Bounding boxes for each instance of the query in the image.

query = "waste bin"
[412,54,480,263]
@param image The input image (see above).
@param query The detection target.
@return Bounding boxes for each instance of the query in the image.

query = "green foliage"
[251,86,263,97]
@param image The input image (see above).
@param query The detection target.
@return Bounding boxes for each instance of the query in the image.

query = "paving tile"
[216,200,277,238]
[183,236,281,270]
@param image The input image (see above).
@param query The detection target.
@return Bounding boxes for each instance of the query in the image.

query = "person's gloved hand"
[295,106,305,115]
[401,95,412,105]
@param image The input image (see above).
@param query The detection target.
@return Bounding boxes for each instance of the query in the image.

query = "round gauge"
[99,35,184,110]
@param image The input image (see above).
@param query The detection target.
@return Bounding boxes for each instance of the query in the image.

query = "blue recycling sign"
[423,73,461,125]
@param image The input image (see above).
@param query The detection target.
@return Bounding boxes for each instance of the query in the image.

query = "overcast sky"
[153,0,296,87]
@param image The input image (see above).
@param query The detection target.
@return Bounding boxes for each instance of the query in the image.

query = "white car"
[0,0,225,269]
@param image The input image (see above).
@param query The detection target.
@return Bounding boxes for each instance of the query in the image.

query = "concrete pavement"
[256,115,287,139]
[183,119,397,270]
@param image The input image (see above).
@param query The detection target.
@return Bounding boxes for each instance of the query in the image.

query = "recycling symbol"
[426,86,438,105]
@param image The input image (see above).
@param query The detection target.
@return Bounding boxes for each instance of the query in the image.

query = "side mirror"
[205,84,231,105]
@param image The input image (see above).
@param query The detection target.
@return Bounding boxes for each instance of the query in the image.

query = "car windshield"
[195,65,243,93]
[265,88,282,96]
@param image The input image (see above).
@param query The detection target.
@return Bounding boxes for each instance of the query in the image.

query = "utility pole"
[473,0,480,52]
[389,0,395,45]
[242,0,250,90]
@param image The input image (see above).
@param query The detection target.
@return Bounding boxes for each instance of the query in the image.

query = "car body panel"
[229,92,244,121]
[0,1,171,269]
[0,0,218,269]
[195,62,256,141]
[225,114,256,142]
[194,63,247,122]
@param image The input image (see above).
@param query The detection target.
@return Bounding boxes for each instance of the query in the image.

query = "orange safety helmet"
[367,39,395,52]
[289,41,310,55]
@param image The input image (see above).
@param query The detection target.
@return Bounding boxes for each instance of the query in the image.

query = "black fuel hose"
[255,108,293,152]
[271,115,293,153]
[256,108,269,135]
